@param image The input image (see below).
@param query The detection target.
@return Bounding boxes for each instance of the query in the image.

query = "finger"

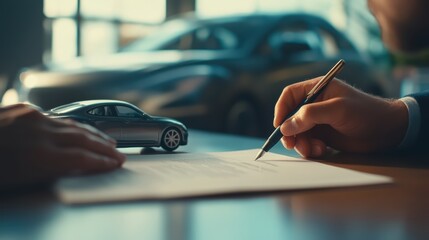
[21,102,44,112]
[52,118,116,145]
[294,134,312,158]
[280,98,344,136]
[274,77,322,127]
[53,148,123,174]
[309,138,327,157]
[294,135,327,158]
[51,129,125,163]
[0,104,44,126]
[281,136,295,150]
[73,121,116,145]
[0,103,41,113]
[0,103,29,113]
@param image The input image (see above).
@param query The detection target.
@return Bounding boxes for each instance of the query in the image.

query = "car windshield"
[122,20,192,52]
[50,103,83,114]
[121,16,269,52]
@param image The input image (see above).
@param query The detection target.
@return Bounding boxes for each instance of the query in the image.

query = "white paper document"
[57,149,392,204]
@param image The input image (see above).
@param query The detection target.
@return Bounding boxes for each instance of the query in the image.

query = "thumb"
[280,98,342,136]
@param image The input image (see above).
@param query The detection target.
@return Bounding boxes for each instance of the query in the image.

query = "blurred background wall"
[0,0,44,95]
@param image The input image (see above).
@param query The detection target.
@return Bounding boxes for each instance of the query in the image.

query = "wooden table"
[1,130,429,240]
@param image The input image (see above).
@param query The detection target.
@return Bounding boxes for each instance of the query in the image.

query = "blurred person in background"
[275,0,429,158]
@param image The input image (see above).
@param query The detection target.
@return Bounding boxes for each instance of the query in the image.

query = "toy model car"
[46,100,188,151]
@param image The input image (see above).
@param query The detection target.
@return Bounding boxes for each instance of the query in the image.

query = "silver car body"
[47,99,188,150]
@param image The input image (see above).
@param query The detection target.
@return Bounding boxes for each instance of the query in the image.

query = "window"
[116,106,141,118]
[197,0,337,19]
[88,106,114,116]
[43,0,166,62]
[259,20,319,57]
[197,0,255,17]
[121,19,192,52]
[122,18,261,52]
[317,28,340,56]
[189,27,238,50]
[164,27,227,50]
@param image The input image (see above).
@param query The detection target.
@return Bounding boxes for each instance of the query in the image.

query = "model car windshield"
[121,17,267,52]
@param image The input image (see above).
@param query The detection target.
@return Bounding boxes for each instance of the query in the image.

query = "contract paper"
[56,149,392,204]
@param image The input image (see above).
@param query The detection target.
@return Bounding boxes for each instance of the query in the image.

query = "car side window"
[191,27,237,50]
[321,26,355,53]
[193,28,219,50]
[164,26,237,51]
[88,106,108,116]
[164,31,194,50]
[312,25,343,57]
[116,106,141,118]
[258,20,319,57]
[211,27,238,49]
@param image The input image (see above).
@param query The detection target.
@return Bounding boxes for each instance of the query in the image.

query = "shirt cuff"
[398,96,421,148]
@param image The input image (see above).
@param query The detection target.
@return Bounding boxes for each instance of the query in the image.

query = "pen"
[254,59,345,161]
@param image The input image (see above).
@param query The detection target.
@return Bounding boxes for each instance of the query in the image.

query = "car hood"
[151,116,187,130]
[20,50,239,88]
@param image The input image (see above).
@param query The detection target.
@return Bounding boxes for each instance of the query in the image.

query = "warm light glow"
[81,0,166,23]
[44,0,77,17]
[81,0,117,18]
[82,22,117,56]
[21,75,39,88]
[197,0,256,17]
[52,19,77,62]
[44,0,167,62]
[196,0,346,30]
[119,0,166,23]
[1,88,19,106]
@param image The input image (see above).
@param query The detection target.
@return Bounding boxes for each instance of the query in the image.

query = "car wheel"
[161,127,182,151]
[225,99,261,137]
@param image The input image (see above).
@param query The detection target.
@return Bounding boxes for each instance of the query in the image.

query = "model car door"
[87,105,122,140]
[115,105,159,143]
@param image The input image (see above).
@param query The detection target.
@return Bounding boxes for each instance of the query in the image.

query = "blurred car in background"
[5,12,383,137]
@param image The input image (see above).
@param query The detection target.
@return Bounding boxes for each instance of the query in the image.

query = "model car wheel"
[161,128,181,151]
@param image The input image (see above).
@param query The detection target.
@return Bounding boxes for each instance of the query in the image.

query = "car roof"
[76,99,131,107]
[180,13,279,23]
[50,99,137,113]
[168,12,329,26]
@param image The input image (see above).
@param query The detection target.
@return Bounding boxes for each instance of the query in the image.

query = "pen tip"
[254,150,265,161]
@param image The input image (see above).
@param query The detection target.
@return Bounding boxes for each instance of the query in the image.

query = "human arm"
[274,77,409,158]
[0,103,126,189]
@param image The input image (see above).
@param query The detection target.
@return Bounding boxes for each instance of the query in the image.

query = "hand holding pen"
[256,59,409,159]
[255,60,345,160]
